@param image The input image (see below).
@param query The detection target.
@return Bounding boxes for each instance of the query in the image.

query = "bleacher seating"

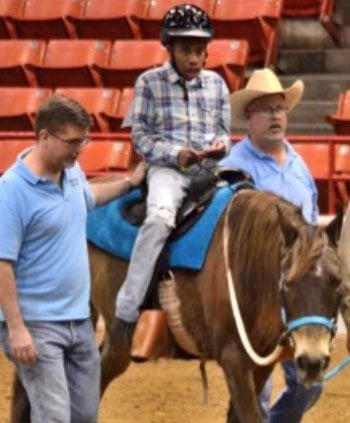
[26,39,111,87]
[0,0,22,38]
[0,0,346,213]
[292,143,329,180]
[326,91,350,135]
[78,141,133,177]
[0,39,45,86]
[0,139,35,174]
[282,0,338,44]
[55,87,120,132]
[0,87,52,131]
[8,0,83,39]
[282,0,325,16]
[101,87,134,132]
[211,0,282,66]
[334,143,350,205]
[206,39,249,92]
[67,0,147,40]
[137,0,214,40]
[93,40,167,89]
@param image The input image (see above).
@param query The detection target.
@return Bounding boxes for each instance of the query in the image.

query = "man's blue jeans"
[260,360,323,423]
[0,319,100,423]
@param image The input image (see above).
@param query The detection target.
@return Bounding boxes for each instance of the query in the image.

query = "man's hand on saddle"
[130,161,147,187]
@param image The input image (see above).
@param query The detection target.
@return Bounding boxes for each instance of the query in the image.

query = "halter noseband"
[279,271,338,341]
[285,315,337,337]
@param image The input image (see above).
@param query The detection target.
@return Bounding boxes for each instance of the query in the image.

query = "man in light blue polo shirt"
[221,68,320,423]
[0,95,145,423]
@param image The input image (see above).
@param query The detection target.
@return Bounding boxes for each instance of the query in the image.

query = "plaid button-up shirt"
[131,61,231,167]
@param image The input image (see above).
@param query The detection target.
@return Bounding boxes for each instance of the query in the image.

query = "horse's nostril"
[297,355,329,377]
[297,355,309,371]
[322,355,330,371]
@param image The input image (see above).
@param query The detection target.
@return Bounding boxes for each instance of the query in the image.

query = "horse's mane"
[225,189,326,351]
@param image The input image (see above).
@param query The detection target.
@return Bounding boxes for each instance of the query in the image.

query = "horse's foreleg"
[100,332,131,395]
[10,373,30,423]
[219,342,262,423]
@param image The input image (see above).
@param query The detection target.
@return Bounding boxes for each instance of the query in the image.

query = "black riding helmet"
[160,3,213,46]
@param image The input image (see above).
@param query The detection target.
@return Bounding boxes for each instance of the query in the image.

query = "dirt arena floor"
[0,335,350,422]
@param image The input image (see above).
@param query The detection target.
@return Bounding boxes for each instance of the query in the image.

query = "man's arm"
[0,260,37,365]
[90,161,146,206]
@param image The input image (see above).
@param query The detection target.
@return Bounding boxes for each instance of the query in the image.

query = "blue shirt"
[132,61,231,167]
[220,137,319,223]
[0,151,96,321]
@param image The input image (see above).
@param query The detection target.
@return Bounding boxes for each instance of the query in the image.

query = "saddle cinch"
[124,166,255,362]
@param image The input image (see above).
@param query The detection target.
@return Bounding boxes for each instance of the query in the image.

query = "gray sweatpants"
[116,166,191,322]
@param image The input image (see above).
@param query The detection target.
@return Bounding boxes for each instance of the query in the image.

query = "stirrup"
[131,309,170,362]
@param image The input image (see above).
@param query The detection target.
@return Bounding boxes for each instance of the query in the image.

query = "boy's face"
[171,38,207,80]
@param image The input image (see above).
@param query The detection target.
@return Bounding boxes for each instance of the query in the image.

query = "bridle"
[223,195,338,366]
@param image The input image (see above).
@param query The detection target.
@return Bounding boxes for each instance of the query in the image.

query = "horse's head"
[279,211,342,385]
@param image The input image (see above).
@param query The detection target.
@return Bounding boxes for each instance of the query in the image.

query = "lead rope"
[223,197,283,366]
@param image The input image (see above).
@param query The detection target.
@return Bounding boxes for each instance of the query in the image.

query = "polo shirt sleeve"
[79,169,96,212]
[0,181,25,262]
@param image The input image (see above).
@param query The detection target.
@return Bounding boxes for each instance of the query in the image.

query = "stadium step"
[279,74,350,101]
[278,48,350,74]
[290,99,338,123]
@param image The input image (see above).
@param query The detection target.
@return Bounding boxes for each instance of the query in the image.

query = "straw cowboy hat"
[231,68,304,121]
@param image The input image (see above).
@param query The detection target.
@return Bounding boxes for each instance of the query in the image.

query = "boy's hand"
[200,141,226,160]
[177,148,202,168]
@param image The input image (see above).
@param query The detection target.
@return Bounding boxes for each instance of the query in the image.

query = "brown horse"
[11,189,343,423]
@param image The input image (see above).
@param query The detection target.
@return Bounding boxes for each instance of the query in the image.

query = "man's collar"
[246,137,294,159]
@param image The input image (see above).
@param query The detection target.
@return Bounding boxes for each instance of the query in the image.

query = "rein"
[223,196,336,367]
[223,196,283,365]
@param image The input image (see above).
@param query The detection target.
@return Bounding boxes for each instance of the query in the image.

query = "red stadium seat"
[0,40,45,86]
[292,143,329,180]
[67,0,147,40]
[282,0,338,43]
[326,91,350,135]
[283,0,323,16]
[0,87,52,131]
[101,87,134,132]
[206,39,249,92]
[55,87,120,132]
[0,0,23,38]
[333,143,350,205]
[0,139,35,174]
[26,40,111,88]
[212,0,282,66]
[93,40,167,89]
[8,0,84,39]
[78,141,133,177]
[138,0,214,39]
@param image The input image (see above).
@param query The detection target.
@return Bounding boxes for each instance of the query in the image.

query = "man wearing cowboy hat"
[220,68,320,422]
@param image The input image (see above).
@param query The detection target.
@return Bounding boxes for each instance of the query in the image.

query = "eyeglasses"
[47,130,91,148]
[248,105,289,117]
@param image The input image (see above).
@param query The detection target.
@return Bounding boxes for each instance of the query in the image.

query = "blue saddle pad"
[87,183,245,271]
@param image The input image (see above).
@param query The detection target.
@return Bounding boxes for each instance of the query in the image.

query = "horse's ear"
[276,205,298,248]
[325,210,344,247]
